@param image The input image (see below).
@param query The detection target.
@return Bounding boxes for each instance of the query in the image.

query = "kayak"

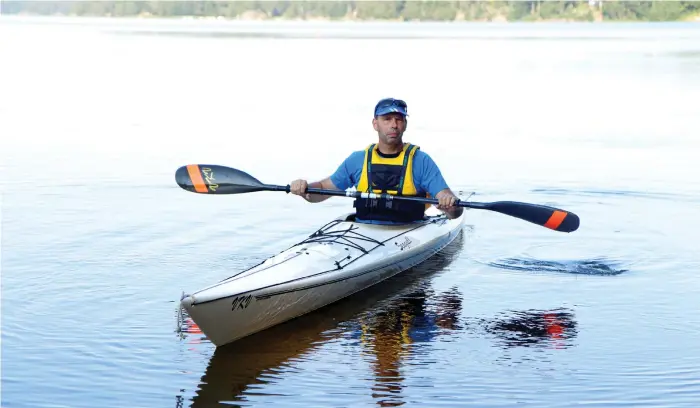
[174,164,578,348]
[180,207,466,347]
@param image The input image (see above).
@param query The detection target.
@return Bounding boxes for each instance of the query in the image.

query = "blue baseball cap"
[374,98,408,117]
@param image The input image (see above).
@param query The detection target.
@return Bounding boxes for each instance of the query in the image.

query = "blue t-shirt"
[330,149,449,209]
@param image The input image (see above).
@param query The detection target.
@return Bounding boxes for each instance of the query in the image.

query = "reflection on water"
[352,286,463,407]
[181,232,578,407]
[480,308,578,349]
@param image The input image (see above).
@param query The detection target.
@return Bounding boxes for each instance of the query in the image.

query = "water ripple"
[487,257,628,275]
[531,187,700,203]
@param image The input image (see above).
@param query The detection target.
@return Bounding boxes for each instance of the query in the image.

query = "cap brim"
[375,107,408,117]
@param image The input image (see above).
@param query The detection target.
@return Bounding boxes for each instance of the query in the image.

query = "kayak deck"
[186,212,454,304]
[180,209,465,346]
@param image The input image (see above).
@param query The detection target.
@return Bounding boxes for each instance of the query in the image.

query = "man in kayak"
[290,97,463,224]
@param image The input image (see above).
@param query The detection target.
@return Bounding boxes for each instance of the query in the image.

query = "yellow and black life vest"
[353,143,427,223]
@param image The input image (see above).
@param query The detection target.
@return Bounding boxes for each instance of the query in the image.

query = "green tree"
[354,1,401,20]
[2,0,697,22]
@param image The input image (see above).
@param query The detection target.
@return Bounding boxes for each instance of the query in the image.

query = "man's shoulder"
[411,147,436,164]
[335,150,366,172]
[344,150,366,163]
[348,149,366,158]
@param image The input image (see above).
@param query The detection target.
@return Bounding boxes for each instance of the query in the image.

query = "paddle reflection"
[479,308,578,349]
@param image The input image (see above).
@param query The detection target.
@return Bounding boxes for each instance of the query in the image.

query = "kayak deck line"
[297,219,387,254]
[186,214,447,306]
[197,214,443,293]
[252,226,461,301]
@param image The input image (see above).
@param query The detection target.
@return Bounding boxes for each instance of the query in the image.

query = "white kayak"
[180,207,465,347]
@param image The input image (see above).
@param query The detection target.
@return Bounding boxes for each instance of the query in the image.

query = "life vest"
[353,143,428,223]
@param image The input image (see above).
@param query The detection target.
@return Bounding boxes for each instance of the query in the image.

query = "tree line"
[3,1,700,22]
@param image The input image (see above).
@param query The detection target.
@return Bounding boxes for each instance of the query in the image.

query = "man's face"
[373,113,407,146]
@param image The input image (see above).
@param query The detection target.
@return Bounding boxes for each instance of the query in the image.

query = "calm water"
[2,17,700,408]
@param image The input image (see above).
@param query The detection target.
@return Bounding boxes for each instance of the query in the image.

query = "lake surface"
[1,17,700,408]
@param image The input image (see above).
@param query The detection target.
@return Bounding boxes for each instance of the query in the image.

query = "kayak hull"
[180,209,465,347]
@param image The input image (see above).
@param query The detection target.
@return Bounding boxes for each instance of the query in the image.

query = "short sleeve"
[413,150,449,198]
[330,151,365,190]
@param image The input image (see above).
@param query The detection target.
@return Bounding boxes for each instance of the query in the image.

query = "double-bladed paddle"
[175,164,580,233]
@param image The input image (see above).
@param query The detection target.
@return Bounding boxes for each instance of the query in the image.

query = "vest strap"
[396,144,416,195]
[365,143,376,193]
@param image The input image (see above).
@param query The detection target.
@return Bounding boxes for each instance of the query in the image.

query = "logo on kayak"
[231,294,253,311]
[202,167,219,192]
[396,236,413,251]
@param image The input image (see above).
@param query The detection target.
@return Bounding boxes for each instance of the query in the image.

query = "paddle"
[175,164,580,233]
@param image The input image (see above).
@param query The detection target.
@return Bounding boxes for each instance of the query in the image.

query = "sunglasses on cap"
[374,98,408,117]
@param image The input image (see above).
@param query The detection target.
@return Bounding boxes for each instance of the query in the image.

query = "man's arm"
[300,177,340,203]
[416,151,464,219]
[290,152,360,203]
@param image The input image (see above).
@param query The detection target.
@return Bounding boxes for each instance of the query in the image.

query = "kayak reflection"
[183,232,578,407]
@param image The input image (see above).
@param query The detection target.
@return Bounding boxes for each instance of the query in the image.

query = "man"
[290,97,463,224]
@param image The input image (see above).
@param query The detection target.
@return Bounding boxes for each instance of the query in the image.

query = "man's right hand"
[289,177,338,203]
[290,179,310,200]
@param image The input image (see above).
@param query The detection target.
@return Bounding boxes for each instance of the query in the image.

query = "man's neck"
[377,141,403,155]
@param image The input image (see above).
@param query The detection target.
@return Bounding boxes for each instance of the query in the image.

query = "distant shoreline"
[3,13,700,24]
